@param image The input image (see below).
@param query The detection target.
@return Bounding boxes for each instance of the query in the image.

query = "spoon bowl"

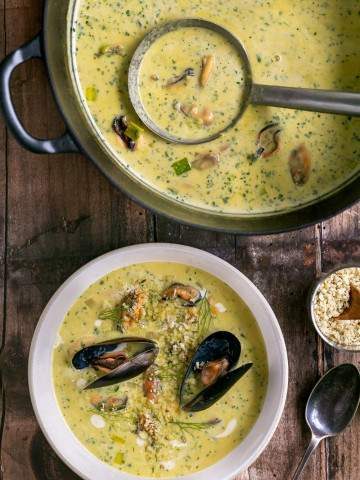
[306,363,360,437]
[292,363,360,479]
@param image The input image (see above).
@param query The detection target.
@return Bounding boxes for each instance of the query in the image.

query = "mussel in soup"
[161,283,203,306]
[72,337,158,389]
[180,331,252,411]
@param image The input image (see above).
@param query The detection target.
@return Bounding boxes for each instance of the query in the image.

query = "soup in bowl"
[29,244,288,479]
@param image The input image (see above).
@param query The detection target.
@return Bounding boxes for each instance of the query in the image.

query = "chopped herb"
[124,122,144,141]
[172,158,191,176]
[85,86,98,101]
[170,418,221,432]
[114,451,125,464]
[197,294,212,339]
[96,44,124,57]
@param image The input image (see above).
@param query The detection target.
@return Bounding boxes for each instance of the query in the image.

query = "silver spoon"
[128,18,360,145]
[292,363,360,480]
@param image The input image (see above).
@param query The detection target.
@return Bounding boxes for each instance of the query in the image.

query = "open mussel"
[161,283,203,306]
[179,331,252,412]
[72,337,158,389]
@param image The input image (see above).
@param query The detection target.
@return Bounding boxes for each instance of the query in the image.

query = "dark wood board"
[0,1,359,479]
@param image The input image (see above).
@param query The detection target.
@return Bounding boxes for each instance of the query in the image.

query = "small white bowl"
[308,263,360,352]
[28,243,288,480]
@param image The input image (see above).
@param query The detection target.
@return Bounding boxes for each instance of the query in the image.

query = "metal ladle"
[292,363,360,480]
[128,18,360,145]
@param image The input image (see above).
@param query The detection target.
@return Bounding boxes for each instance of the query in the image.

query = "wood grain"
[321,205,360,480]
[0,1,359,479]
[0,0,7,477]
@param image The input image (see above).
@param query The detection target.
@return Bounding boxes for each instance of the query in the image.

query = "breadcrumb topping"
[313,267,360,349]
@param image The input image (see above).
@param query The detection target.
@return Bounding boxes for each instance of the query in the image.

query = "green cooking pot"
[0,0,359,234]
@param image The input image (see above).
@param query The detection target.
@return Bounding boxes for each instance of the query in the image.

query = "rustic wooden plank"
[1,1,154,479]
[155,216,236,263]
[0,0,6,341]
[2,258,84,480]
[0,0,7,477]
[320,205,360,480]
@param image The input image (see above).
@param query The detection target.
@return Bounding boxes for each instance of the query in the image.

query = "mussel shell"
[181,363,253,412]
[85,346,159,389]
[186,331,241,373]
[72,337,158,389]
[72,337,155,369]
[180,331,251,411]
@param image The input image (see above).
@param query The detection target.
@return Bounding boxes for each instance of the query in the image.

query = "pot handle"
[0,34,79,154]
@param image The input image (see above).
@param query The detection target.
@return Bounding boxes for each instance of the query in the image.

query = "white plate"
[29,243,288,480]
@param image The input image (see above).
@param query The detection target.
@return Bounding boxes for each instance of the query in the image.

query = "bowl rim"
[308,263,360,352]
[28,243,288,480]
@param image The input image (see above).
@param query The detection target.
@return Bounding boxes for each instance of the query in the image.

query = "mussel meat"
[161,283,203,306]
[72,337,158,389]
[179,331,252,411]
[256,123,281,159]
[289,144,311,185]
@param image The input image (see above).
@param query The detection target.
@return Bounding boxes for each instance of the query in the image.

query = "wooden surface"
[0,1,359,479]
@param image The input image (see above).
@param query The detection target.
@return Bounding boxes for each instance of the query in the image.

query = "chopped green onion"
[97,44,124,57]
[112,435,125,444]
[172,158,191,176]
[124,122,144,141]
[85,86,98,101]
[113,451,124,464]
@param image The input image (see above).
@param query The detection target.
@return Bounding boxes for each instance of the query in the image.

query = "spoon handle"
[251,84,360,117]
[292,435,322,480]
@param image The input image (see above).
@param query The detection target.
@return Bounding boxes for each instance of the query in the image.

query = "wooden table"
[0,2,359,479]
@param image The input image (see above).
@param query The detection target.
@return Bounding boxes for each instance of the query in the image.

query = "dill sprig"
[98,307,123,330]
[170,418,221,432]
[197,294,212,339]
[98,306,121,321]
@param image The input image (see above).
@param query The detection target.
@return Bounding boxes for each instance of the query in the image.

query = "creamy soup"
[53,263,268,477]
[72,0,359,214]
[139,26,247,140]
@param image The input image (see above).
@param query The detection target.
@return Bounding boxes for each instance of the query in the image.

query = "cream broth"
[73,1,359,213]
[139,27,246,140]
[53,262,268,477]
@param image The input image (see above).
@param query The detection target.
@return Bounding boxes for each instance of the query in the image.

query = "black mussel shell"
[72,337,158,389]
[182,363,253,412]
[180,331,252,411]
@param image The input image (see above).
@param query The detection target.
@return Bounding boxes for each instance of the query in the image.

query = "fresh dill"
[197,294,212,339]
[98,306,123,330]
[170,418,221,433]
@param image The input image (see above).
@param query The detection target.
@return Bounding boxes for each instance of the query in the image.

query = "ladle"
[128,19,360,145]
[292,363,360,479]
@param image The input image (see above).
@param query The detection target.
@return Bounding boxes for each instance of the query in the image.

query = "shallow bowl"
[29,243,288,480]
[308,263,360,352]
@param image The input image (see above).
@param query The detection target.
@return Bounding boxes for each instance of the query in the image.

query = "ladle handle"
[251,84,360,116]
[292,435,322,480]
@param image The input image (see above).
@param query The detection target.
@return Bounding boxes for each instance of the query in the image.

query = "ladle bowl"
[129,18,360,145]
